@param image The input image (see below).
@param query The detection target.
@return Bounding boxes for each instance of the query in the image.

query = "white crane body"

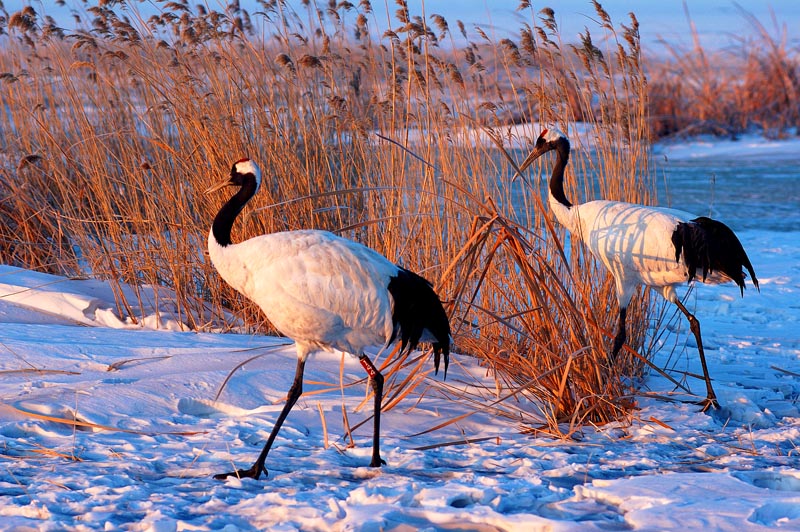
[208,229,398,358]
[552,199,734,306]
[205,158,450,480]
[521,128,758,410]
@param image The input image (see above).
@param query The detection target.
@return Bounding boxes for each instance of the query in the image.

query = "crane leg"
[611,307,627,362]
[359,355,386,467]
[214,357,306,480]
[674,300,719,411]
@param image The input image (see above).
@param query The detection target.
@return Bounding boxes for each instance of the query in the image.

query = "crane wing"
[230,230,397,352]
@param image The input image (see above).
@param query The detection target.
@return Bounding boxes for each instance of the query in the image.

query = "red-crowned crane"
[519,128,758,410]
[206,158,450,480]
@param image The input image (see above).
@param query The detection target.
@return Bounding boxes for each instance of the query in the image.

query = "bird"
[518,128,758,411]
[205,158,450,480]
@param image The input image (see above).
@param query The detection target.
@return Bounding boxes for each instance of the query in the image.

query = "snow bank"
[0,265,226,331]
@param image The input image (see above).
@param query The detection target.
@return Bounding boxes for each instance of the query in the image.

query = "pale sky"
[4,0,797,50]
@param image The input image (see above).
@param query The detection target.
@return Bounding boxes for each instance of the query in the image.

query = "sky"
[359,0,798,46]
[4,0,798,50]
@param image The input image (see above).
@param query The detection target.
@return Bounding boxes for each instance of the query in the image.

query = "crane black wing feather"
[387,268,451,378]
[671,216,759,295]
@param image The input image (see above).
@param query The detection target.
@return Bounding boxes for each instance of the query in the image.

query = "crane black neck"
[549,137,573,209]
[211,174,259,247]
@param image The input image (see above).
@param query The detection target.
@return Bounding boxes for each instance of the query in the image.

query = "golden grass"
[4,0,777,434]
[648,4,799,138]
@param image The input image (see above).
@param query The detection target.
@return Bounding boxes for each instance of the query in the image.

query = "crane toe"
[698,396,720,413]
[214,464,266,481]
[369,457,387,467]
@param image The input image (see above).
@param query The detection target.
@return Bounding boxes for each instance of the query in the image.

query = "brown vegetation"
[648,4,799,139]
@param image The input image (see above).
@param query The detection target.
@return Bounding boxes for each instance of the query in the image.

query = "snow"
[0,269,197,331]
[2,136,800,530]
[654,134,800,162]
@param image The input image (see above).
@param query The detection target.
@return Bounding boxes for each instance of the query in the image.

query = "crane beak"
[517,146,545,175]
[204,178,233,195]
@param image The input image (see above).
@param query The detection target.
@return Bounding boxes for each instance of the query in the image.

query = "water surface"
[655,155,800,233]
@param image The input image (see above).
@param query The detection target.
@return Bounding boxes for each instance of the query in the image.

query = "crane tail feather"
[387,268,451,379]
[671,216,759,295]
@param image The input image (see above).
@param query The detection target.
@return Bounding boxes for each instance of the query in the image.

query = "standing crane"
[519,128,758,410]
[206,158,450,479]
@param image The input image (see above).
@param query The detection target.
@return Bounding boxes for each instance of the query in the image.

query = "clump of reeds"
[648,4,799,139]
[0,0,658,434]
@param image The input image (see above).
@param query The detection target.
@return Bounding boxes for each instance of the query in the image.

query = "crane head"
[205,158,262,194]
[518,127,569,174]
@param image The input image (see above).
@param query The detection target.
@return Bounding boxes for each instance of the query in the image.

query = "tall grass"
[648,4,799,139]
[1,0,658,432]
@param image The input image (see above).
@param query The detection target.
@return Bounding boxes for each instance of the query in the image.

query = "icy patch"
[655,133,800,161]
[714,396,777,429]
[733,470,800,492]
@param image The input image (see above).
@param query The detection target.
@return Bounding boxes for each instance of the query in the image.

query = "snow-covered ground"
[1,135,799,530]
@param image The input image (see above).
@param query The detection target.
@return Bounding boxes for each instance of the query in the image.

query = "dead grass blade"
[317,401,329,449]
[411,436,500,451]
[3,404,205,436]
[107,355,172,372]
[0,443,83,463]
[0,369,81,376]
[770,365,800,378]
[213,342,293,401]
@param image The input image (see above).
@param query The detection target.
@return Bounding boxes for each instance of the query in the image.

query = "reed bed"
[648,4,799,139]
[0,0,677,433]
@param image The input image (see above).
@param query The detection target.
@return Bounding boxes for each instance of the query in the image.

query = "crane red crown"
[539,128,549,138]
[234,157,250,165]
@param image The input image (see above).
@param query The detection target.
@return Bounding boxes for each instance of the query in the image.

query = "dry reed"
[648,3,799,139]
